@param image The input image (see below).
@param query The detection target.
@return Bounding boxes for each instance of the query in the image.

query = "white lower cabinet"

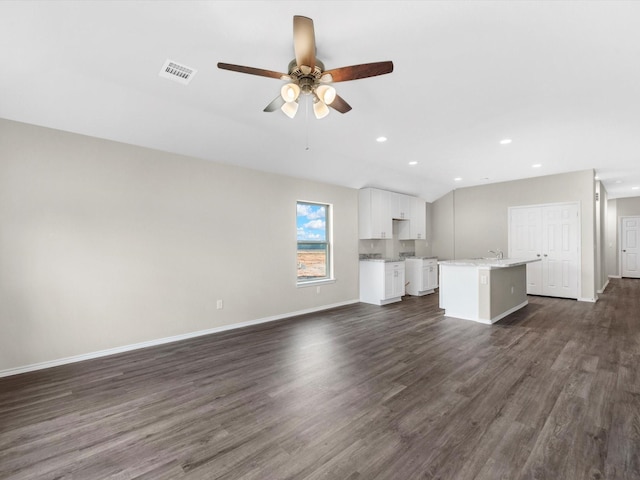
[405,258,438,296]
[360,261,405,305]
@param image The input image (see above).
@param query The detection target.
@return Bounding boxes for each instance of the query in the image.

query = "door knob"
[536,254,541,257]
[543,254,548,257]
[623,249,626,252]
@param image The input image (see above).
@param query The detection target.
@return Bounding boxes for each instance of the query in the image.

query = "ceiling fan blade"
[264,96,286,112]
[329,94,352,114]
[263,95,286,112]
[322,61,394,82]
[293,15,316,69]
[217,63,288,80]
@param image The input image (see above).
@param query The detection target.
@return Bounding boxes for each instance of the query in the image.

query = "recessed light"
[616,180,623,184]
[376,136,387,143]
[499,139,512,145]
[633,186,640,190]
[594,176,600,180]
[408,161,418,166]
[454,177,462,182]
[532,164,542,168]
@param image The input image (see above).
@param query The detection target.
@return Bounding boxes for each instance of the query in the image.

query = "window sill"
[296,278,336,288]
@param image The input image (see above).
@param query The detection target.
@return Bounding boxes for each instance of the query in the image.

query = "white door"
[509,203,580,299]
[621,216,640,278]
[509,206,543,295]
[542,204,579,298]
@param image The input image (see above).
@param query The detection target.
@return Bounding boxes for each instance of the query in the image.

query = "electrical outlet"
[216,299,223,310]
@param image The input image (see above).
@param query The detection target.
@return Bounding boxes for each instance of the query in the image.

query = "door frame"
[508,201,582,300]
[619,215,640,278]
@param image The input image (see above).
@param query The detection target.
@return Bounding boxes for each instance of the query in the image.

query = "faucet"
[488,249,504,260]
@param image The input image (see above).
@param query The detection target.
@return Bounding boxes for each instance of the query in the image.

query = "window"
[297,201,332,284]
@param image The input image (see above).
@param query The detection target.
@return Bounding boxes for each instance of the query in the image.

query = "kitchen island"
[438,258,541,324]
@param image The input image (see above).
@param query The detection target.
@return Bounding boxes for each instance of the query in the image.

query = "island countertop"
[438,258,541,269]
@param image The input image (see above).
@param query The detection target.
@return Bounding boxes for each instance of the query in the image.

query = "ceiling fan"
[217,15,393,119]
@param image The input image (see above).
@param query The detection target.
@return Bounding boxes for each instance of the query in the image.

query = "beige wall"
[0,119,360,372]
[615,196,640,217]
[431,191,454,260]
[431,170,597,300]
[482,265,527,320]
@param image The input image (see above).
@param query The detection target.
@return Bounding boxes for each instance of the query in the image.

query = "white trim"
[597,279,610,294]
[489,301,529,324]
[619,216,640,279]
[0,299,359,378]
[444,300,528,325]
[578,297,597,303]
[608,275,622,279]
[296,278,336,288]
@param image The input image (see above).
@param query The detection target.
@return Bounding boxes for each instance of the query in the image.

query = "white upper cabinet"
[390,193,412,220]
[359,188,427,240]
[359,188,393,239]
[398,196,426,240]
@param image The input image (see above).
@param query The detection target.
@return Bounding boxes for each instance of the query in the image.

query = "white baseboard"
[608,275,622,279]
[489,301,529,324]
[597,279,610,294]
[0,299,359,378]
[578,297,597,303]
[444,300,528,325]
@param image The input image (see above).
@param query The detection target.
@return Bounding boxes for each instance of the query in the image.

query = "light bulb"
[280,83,300,102]
[315,85,336,105]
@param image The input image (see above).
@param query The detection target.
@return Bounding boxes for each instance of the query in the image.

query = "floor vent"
[159,59,197,85]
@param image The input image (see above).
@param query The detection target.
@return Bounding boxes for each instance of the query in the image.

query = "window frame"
[296,200,334,287]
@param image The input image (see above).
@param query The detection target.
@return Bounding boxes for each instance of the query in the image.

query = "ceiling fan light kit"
[281,83,301,102]
[281,100,299,119]
[316,85,336,105]
[313,98,330,119]
[217,15,393,120]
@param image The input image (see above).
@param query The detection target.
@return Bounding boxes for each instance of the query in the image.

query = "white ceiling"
[2,1,639,202]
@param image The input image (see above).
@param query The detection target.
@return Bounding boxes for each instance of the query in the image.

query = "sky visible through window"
[297,203,326,241]
[297,202,329,281]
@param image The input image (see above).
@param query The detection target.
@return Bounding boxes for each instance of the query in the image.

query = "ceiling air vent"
[159,59,197,85]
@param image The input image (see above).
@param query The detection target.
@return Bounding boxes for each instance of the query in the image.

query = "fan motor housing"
[288,58,325,94]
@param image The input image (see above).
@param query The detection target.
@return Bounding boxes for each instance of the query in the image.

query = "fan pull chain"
[305,95,310,151]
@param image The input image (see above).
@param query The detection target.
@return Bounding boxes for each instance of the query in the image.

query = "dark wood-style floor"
[1,279,639,480]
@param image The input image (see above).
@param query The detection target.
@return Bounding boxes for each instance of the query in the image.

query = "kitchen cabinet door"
[385,262,405,299]
[398,196,426,240]
[405,258,436,296]
[359,261,405,305]
[427,262,438,289]
[390,193,412,220]
[359,188,393,239]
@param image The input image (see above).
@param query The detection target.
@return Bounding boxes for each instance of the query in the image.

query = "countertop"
[359,258,405,263]
[405,256,438,260]
[438,258,542,269]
